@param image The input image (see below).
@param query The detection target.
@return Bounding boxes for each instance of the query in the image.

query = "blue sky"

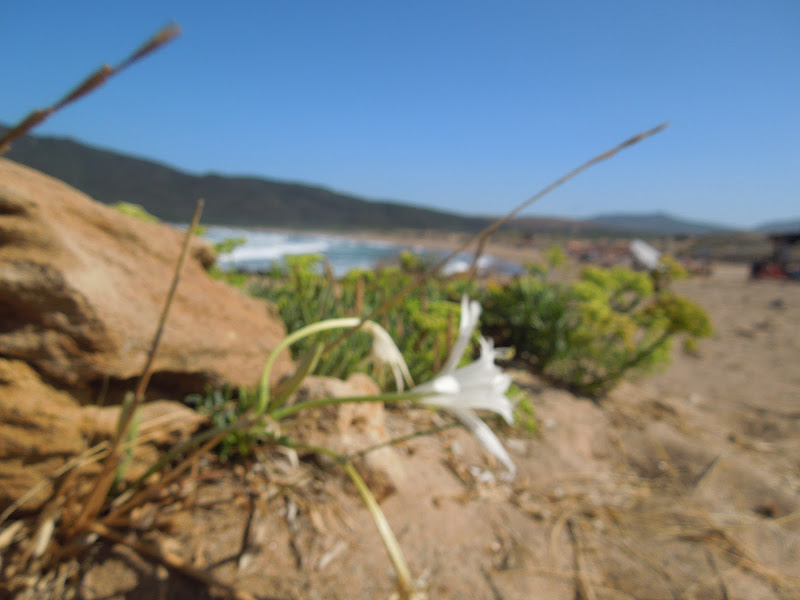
[2,1,798,228]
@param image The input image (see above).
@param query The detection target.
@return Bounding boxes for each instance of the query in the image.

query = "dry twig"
[0,24,180,155]
[326,122,669,353]
[68,199,204,535]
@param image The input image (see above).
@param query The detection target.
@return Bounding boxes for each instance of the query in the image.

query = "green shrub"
[185,386,261,460]
[221,248,709,402]
[480,262,711,396]
[111,202,160,223]
[212,236,247,255]
[248,254,477,387]
[206,237,250,287]
[481,274,573,369]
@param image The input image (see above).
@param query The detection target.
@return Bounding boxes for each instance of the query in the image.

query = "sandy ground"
[8,261,800,600]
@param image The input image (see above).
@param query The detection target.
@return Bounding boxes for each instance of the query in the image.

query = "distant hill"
[588,212,736,236]
[510,216,616,235]
[755,219,800,234]
[1,126,751,236]
[0,125,491,231]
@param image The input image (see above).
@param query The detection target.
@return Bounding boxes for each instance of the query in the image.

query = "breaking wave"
[202,226,522,277]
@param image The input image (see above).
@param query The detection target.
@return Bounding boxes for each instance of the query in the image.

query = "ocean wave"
[218,239,332,263]
[439,253,521,276]
[202,226,521,276]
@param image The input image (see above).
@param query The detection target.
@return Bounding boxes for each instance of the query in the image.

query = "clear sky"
[2,1,798,228]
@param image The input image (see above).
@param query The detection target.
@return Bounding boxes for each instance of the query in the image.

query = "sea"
[202,226,524,277]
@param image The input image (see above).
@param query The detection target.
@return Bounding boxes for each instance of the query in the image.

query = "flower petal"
[440,296,481,374]
[435,387,514,424]
[412,297,517,479]
[449,407,516,477]
[363,320,414,391]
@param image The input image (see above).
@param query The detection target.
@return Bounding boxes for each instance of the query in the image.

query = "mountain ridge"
[588,212,738,236]
[3,125,793,235]
[755,219,800,234]
[0,125,491,231]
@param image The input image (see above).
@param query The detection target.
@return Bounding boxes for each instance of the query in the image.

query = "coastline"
[289,227,546,267]
[207,224,546,273]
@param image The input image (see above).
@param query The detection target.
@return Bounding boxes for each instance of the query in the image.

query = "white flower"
[361,320,414,391]
[413,296,516,478]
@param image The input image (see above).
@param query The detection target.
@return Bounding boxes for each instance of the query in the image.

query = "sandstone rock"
[0,358,210,513]
[284,374,407,500]
[80,400,207,446]
[0,359,89,511]
[0,158,292,398]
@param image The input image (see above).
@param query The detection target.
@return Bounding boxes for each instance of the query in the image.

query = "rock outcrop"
[0,158,292,399]
[0,359,87,511]
[285,374,407,500]
[0,157,296,512]
[0,358,208,512]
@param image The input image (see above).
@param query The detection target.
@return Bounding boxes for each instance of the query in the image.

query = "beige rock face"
[0,359,209,512]
[0,358,91,511]
[285,374,407,500]
[0,158,292,397]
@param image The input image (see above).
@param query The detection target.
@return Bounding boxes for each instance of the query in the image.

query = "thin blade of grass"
[68,199,203,535]
[343,461,416,599]
[0,442,109,527]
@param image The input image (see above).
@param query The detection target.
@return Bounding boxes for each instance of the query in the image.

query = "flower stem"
[269,390,424,421]
[343,461,415,598]
[258,317,361,413]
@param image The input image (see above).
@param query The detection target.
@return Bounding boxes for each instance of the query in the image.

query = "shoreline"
[341,229,545,266]
[205,224,756,280]
[208,224,546,268]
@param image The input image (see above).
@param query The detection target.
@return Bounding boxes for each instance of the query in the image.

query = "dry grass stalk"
[0,521,25,551]
[325,122,669,354]
[354,275,365,315]
[68,199,204,536]
[566,518,598,600]
[134,199,205,402]
[469,122,669,256]
[0,442,109,528]
[0,24,180,155]
[102,430,226,525]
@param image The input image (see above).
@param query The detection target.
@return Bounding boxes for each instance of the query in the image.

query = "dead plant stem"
[68,199,203,535]
[0,25,180,155]
[103,422,225,524]
[133,199,205,405]
[324,122,668,355]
